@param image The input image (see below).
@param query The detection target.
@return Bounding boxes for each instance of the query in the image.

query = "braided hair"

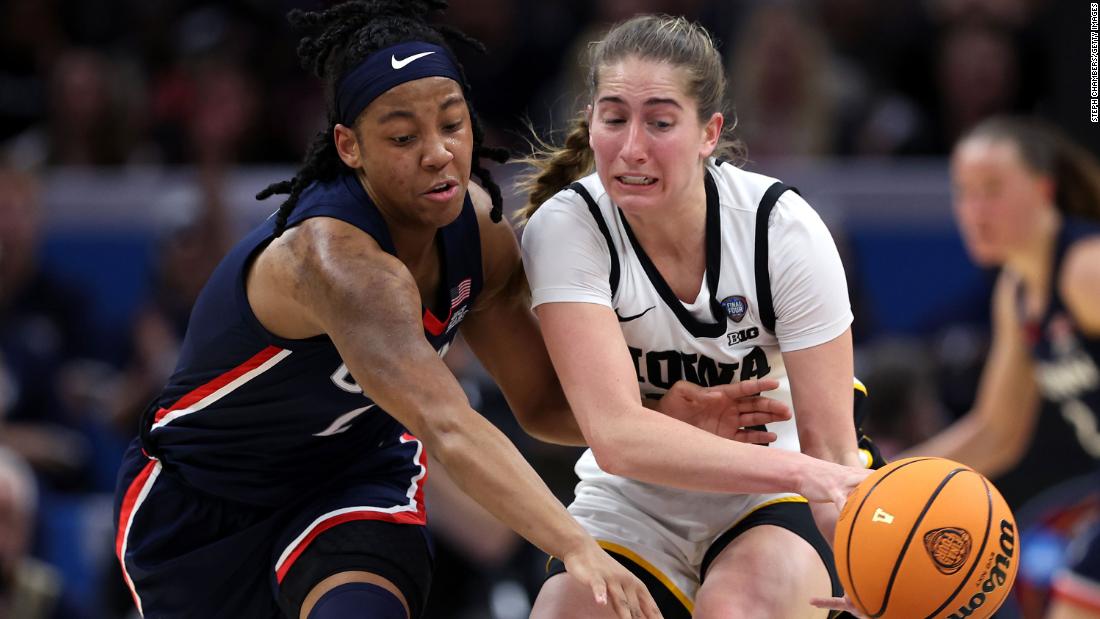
[257,0,509,236]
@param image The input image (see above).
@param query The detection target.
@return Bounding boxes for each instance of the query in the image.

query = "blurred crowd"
[0,0,1091,617]
[0,0,1082,168]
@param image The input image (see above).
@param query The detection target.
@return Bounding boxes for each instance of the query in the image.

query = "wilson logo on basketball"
[946,519,1016,619]
[923,527,972,575]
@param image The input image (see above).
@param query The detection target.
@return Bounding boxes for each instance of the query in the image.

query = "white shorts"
[567,463,812,613]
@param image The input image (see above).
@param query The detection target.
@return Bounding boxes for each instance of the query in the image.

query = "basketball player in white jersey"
[518,15,872,619]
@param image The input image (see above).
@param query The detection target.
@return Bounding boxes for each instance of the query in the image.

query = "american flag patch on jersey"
[450,278,472,309]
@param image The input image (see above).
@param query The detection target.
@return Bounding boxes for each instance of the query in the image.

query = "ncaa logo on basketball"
[720,295,748,322]
[923,527,972,575]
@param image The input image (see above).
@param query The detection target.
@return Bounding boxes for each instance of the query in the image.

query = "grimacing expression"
[951,137,1052,266]
[354,76,473,229]
[588,57,722,215]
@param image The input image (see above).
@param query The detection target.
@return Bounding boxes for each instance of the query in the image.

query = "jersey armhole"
[754,182,797,334]
[568,182,620,298]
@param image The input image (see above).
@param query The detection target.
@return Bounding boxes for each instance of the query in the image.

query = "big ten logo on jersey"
[727,327,760,346]
[628,345,772,389]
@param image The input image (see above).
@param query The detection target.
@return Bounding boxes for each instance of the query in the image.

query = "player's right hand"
[798,460,872,511]
[561,542,663,619]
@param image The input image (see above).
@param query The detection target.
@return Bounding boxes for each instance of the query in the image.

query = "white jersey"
[521,159,852,581]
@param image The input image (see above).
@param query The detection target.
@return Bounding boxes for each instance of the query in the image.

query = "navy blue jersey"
[1025,217,1100,460]
[139,173,482,506]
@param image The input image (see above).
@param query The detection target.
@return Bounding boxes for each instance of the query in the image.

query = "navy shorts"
[114,434,434,618]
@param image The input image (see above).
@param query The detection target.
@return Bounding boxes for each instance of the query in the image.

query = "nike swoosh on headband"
[391,51,436,70]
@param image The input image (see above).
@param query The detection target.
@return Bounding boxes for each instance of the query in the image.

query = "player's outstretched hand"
[561,542,663,619]
[811,595,867,617]
[797,459,872,511]
[658,378,791,444]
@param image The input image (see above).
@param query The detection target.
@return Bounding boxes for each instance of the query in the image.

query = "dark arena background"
[0,0,1096,617]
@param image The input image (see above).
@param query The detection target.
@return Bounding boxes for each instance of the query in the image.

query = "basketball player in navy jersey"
[820,118,1100,618]
[888,117,1100,619]
[112,2,791,618]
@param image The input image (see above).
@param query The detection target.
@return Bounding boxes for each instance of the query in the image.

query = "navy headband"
[335,42,464,127]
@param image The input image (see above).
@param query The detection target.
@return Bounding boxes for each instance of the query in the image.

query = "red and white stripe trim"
[273,433,428,583]
[151,346,291,431]
[115,459,162,616]
[1053,570,1100,612]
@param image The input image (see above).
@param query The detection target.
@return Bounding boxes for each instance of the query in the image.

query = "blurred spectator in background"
[929,0,1035,29]
[539,0,665,141]
[446,0,584,150]
[45,49,144,166]
[727,3,843,161]
[931,21,1022,153]
[0,447,62,619]
[0,165,94,491]
[0,0,63,143]
[152,59,262,167]
[7,48,148,168]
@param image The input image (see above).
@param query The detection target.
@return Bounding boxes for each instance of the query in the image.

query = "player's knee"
[306,582,408,619]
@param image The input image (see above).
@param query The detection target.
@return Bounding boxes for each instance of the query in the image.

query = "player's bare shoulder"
[467,182,517,249]
[1061,236,1100,332]
[248,217,413,338]
[465,182,526,310]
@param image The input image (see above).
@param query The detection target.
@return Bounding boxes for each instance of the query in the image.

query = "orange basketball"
[833,457,1019,619]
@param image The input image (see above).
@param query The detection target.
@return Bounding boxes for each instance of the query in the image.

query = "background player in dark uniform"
[901,117,1100,619]
[112,2,792,618]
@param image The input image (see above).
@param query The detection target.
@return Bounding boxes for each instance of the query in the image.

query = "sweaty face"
[951,138,1050,266]
[588,57,721,215]
[354,77,473,229]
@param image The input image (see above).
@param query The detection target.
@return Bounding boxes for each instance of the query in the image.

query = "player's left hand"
[811,595,867,618]
[656,379,791,444]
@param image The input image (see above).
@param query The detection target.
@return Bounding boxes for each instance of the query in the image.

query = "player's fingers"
[590,579,608,607]
[641,589,663,619]
[735,406,790,425]
[734,396,790,418]
[619,576,657,619]
[733,429,777,444]
[607,583,632,619]
[718,377,780,399]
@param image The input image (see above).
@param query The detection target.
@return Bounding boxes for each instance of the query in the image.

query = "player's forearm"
[798,416,862,469]
[423,406,592,557]
[587,406,817,496]
[899,412,1015,477]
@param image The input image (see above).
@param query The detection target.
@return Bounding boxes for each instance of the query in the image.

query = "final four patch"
[720,295,748,322]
